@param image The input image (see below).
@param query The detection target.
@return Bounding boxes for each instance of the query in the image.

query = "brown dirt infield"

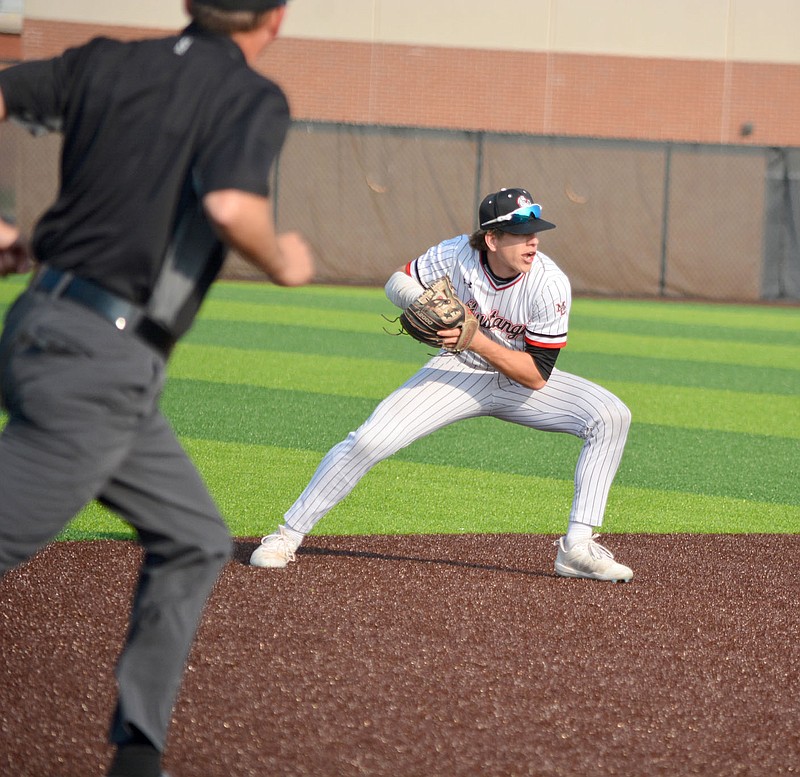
[1,533,799,777]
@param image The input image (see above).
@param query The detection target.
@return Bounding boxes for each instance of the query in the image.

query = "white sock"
[282,524,305,549]
[565,521,594,549]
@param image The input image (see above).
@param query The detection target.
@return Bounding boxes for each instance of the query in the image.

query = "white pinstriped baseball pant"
[284,354,631,533]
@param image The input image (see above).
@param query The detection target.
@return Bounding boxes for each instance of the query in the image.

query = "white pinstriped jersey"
[406,234,571,371]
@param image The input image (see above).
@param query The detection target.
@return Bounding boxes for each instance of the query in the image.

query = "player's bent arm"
[465,329,547,390]
[203,189,314,287]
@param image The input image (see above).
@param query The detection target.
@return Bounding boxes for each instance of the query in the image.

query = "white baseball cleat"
[554,535,633,582]
[249,526,300,569]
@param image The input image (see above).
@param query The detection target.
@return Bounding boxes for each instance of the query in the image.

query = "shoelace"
[259,526,296,561]
[556,534,615,559]
[584,535,615,559]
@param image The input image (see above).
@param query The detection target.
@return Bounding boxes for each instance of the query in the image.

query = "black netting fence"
[2,119,797,302]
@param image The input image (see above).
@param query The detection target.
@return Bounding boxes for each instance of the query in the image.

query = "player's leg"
[99,407,231,772]
[494,368,633,581]
[250,355,496,567]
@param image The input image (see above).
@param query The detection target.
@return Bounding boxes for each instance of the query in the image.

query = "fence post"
[659,143,673,297]
[474,131,484,224]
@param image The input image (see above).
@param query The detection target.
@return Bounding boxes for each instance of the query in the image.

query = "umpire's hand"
[0,220,32,277]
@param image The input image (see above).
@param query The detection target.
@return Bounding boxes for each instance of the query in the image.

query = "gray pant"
[0,290,232,751]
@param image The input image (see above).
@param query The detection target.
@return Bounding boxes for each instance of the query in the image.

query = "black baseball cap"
[479,188,556,234]
[193,0,287,10]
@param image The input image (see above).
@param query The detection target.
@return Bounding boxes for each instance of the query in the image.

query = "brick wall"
[0,32,20,61]
[20,19,800,148]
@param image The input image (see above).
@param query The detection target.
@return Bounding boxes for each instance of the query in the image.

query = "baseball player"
[251,187,633,582]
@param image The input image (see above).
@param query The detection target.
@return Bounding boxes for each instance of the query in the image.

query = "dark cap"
[479,188,556,234]
[193,0,287,10]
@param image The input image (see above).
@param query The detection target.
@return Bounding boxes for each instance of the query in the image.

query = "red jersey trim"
[525,335,567,349]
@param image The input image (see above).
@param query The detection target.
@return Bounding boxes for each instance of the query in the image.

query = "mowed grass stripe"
[61,438,800,541]
[168,344,800,439]
[569,313,799,347]
[573,297,800,332]
[568,329,799,370]
[161,380,800,506]
[207,280,394,313]
[194,297,800,362]
[197,297,397,333]
[0,275,389,311]
[169,343,423,400]
[608,382,800,439]
[184,318,429,364]
[558,351,800,396]
[183,319,800,396]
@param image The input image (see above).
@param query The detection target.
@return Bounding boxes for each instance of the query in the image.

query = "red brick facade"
[17,19,800,148]
[0,32,21,62]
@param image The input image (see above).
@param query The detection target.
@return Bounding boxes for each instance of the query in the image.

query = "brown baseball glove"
[399,276,479,353]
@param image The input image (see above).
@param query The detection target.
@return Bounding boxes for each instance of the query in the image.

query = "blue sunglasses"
[482,203,542,227]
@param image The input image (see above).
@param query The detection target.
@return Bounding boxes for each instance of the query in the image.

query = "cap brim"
[493,218,556,235]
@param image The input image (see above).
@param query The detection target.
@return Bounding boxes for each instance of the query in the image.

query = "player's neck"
[482,251,520,284]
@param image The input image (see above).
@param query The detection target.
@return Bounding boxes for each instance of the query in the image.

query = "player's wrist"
[385,271,423,308]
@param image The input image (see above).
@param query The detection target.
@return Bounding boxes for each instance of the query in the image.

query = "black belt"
[30,267,176,358]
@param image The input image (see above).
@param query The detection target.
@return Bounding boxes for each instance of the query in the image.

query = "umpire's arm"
[203,189,314,287]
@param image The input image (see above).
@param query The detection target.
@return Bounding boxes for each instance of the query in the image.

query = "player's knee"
[607,400,632,446]
[615,399,632,431]
[593,397,631,440]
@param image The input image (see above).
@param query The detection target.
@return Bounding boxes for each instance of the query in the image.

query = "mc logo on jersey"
[555,300,567,316]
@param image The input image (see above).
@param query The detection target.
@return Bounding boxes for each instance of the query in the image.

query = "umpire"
[0,2,313,776]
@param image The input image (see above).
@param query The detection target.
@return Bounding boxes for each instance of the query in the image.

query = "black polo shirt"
[0,23,290,336]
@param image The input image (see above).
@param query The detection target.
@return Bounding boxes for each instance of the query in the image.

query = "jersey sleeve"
[194,81,290,198]
[405,237,462,287]
[0,49,81,134]
[525,272,571,349]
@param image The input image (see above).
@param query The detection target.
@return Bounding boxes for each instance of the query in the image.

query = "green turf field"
[1,276,798,540]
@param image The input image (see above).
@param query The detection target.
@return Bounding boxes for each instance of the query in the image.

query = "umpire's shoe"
[106,741,169,777]
[554,535,633,582]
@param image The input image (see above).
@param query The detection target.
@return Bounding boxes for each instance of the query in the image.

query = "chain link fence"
[2,119,798,302]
